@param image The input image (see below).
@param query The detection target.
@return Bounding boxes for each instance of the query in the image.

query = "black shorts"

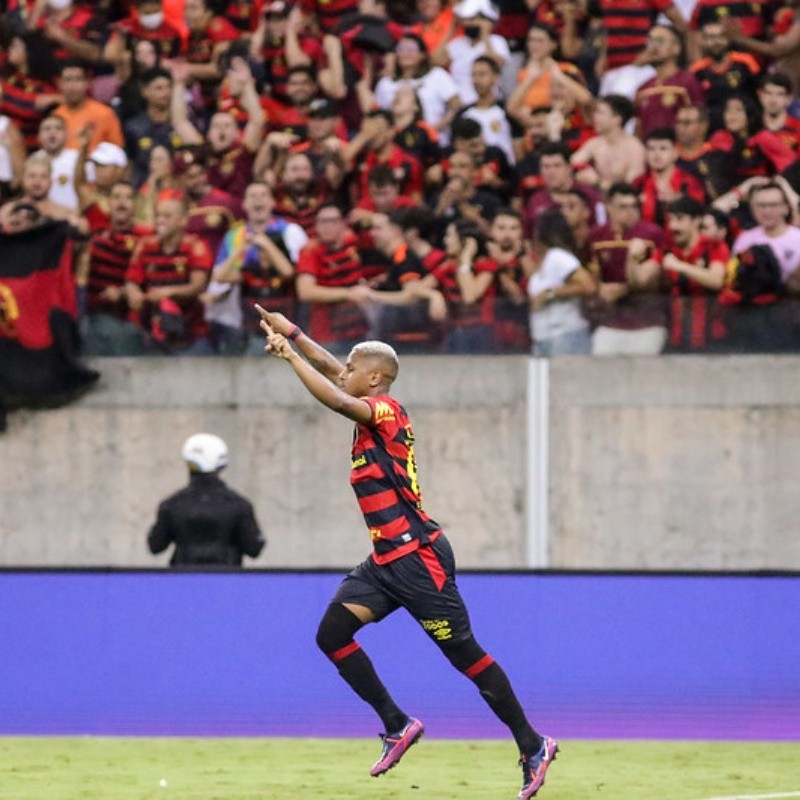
[331,533,473,645]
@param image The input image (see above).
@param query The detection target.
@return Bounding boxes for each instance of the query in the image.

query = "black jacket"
[147,473,265,566]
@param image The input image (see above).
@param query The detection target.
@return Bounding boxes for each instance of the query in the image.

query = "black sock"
[335,647,408,734]
[472,662,543,754]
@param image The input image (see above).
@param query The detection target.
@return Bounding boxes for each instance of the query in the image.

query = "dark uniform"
[147,473,265,566]
[332,395,472,644]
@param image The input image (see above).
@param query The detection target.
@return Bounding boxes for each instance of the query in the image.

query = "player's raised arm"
[254,306,344,383]
[258,314,373,425]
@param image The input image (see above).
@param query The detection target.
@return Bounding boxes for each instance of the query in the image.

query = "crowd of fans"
[2,0,800,356]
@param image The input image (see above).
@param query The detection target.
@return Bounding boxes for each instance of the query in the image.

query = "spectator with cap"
[147,432,265,567]
[77,140,131,233]
[444,0,510,107]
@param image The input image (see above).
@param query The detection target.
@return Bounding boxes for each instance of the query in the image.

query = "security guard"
[147,433,265,566]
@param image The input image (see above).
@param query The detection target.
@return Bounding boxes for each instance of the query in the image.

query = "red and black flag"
[0,221,99,412]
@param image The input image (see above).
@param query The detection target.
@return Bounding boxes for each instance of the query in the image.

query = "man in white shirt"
[36,115,80,211]
[445,0,510,106]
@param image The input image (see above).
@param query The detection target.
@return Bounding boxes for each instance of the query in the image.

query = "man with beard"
[690,20,760,133]
[0,152,85,231]
[272,151,331,236]
[125,193,214,354]
[634,25,704,139]
[487,208,533,351]
[80,180,152,355]
[171,57,265,199]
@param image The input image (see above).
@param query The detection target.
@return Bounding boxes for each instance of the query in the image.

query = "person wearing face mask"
[29,0,104,67]
[443,0,509,107]
[104,0,183,75]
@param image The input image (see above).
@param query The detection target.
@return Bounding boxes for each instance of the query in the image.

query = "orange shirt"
[54,99,125,152]
[421,6,457,55]
[518,70,554,110]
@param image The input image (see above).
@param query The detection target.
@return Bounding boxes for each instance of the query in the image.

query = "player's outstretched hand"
[255,305,294,359]
[254,304,294,337]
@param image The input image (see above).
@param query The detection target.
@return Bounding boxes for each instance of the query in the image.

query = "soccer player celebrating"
[254,306,559,800]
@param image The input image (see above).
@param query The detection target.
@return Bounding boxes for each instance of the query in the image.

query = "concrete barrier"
[3,355,800,570]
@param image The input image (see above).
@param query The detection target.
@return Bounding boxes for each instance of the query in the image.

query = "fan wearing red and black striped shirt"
[81,180,152,355]
[255,306,557,798]
[125,192,214,353]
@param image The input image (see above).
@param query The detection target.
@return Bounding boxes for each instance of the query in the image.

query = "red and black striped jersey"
[296,229,369,342]
[351,394,441,564]
[0,74,56,151]
[86,223,152,316]
[659,236,729,349]
[126,232,213,342]
[600,0,673,70]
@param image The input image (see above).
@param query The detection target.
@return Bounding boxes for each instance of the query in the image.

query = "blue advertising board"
[1,571,798,740]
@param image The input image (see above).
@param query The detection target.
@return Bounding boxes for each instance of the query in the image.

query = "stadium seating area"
[0,0,799,366]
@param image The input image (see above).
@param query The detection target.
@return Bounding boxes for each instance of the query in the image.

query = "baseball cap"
[453,0,499,20]
[308,98,339,119]
[89,142,128,168]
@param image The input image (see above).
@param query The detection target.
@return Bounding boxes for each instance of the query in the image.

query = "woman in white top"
[528,207,596,357]
[374,34,461,141]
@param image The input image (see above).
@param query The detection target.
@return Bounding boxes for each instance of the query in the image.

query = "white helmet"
[181,433,229,473]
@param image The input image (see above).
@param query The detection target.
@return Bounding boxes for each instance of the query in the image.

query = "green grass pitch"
[1,737,799,799]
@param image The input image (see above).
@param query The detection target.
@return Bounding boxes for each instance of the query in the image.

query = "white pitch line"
[703,792,800,800]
